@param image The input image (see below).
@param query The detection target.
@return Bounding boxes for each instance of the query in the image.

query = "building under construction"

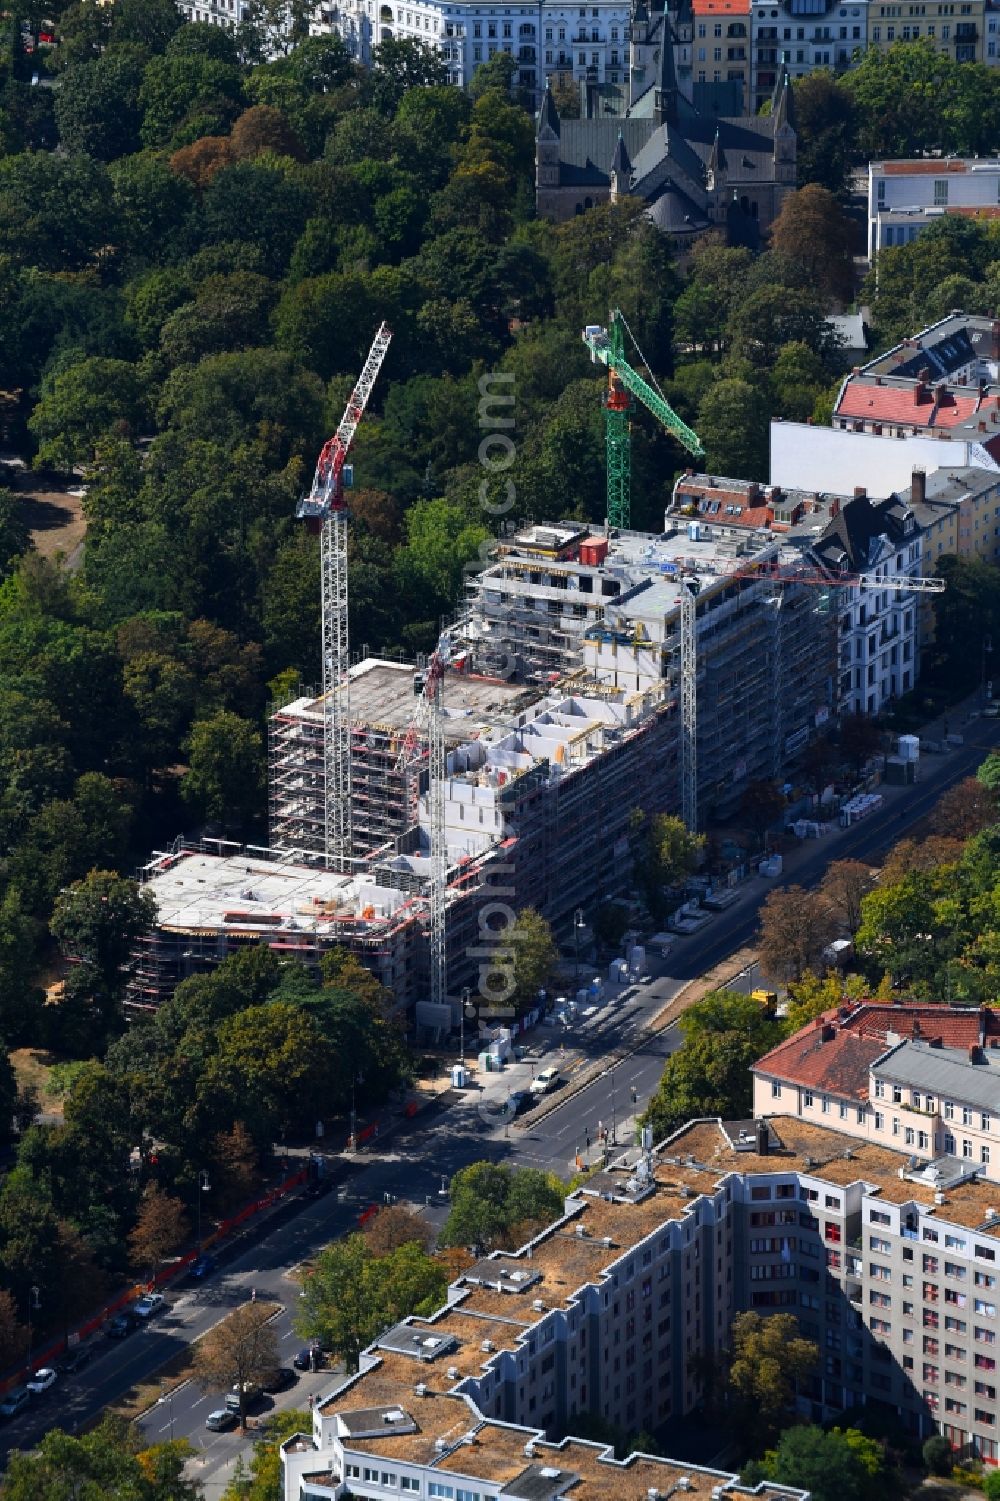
[458,515,838,824]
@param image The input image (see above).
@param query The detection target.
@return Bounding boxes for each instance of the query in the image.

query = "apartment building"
[869,161,1000,259]
[691,0,751,102]
[866,0,986,62]
[282,1109,1000,1499]
[753,1002,1000,1182]
[750,0,866,109]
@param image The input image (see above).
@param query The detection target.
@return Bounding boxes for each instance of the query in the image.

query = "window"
[429,1487,455,1500]
[804,1090,814,1108]
[976,1300,998,1318]
[402,1482,421,1494]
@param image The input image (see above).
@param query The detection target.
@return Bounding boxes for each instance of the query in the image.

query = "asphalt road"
[5,719,997,1487]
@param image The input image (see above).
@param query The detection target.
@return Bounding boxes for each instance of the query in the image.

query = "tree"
[469,50,518,99]
[29,357,147,471]
[922,1434,953,1476]
[0,488,32,582]
[362,1203,435,1256]
[759,885,839,984]
[978,750,1000,793]
[181,711,265,829]
[748,1424,886,1501]
[0,1416,198,1501]
[740,780,786,850]
[111,150,196,263]
[792,70,855,193]
[365,38,448,116]
[773,182,855,300]
[439,1163,566,1252]
[697,378,770,480]
[478,907,558,1016]
[296,1234,447,1372]
[784,971,872,1032]
[230,102,304,160]
[212,1122,259,1209]
[128,1182,189,1276]
[0,153,113,271]
[139,53,245,149]
[725,1311,818,1436]
[51,870,156,998]
[194,1301,279,1428]
[641,989,785,1140]
[820,859,877,936]
[54,44,149,160]
[727,284,833,368]
[930,776,997,838]
[983,1471,1000,1501]
[840,710,882,778]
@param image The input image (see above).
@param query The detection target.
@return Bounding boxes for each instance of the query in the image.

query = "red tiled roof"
[692,0,750,13]
[755,1021,887,1101]
[881,160,970,175]
[755,1003,1000,1102]
[948,206,1000,220]
[836,381,982,429]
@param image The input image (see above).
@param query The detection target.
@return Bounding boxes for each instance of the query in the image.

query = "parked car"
[261,1366,297,1394]
[133,1293,166,1320]
[506,1089,531,1117]
[189,1253,217,1280]
[106,1314,132,1339]
[0,1388,29,1418]
[205,1409,236,1432]
[26,1368,57,1395]
[530,1066,561,1098]
[293,1345,323,1372]
[60,1345,92,1375]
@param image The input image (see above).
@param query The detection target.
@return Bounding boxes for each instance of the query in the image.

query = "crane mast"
[583,310,705,530]
[396,643,448,1011]
[678,562,945,833]
[297,322,392,871]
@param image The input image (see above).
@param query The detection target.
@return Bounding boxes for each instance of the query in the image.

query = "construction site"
[129,314,939,1025]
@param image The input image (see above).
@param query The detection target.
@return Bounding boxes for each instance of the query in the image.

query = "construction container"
[898,734,920,761]
[579,536,609,567]
[451,1064,468,1089]
[884,756,916,786]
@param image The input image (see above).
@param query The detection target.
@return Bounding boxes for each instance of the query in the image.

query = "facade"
[535,38,795,231]
[869,161,1000,259]
[315,0,631,93]
[691,0,751,103]
[866,0,986,61]
[770,421,1000,496]
[282,1108,1000,1500]
[669,473,921,717]
[753,1002,1000,1184]
[750,0,867,110]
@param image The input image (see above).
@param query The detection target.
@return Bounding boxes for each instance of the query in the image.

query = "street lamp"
[159,1378,174,1441]
[574,909,585,991]
[25,1285,40,1373]
[196,1170,210,1250]
[609,1060,618,1147]
[460,987,472,1067]
[983,635,994,704]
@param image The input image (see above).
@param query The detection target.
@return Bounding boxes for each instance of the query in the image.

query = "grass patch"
[101,1301,282,1427]
[10,1048,69,1116]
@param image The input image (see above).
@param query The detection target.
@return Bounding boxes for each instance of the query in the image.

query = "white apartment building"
[869,159,1000,259]
[750,0,867,109]
[312,0,630,93]
[282,1105,1000,1498]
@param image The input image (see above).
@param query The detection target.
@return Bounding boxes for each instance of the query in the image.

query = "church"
[535,5,796,242]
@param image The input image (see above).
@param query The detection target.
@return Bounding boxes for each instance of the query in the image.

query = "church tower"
[535,79,562,218]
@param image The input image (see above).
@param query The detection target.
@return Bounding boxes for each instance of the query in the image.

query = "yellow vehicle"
[751,988,778,1017]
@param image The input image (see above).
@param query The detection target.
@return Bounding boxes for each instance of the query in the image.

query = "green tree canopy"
[439,1162,566,1252]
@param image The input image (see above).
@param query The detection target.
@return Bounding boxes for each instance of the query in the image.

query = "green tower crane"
[583,310,705,530]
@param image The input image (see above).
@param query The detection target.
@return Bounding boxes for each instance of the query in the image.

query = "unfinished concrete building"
[459,517,838,824]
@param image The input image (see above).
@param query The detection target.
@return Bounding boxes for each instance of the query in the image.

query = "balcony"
[955,23,978,37]
[757,47,778,62]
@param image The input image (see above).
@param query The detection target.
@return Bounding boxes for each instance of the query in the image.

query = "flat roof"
[278,658,536,742]
[138,848,413,937]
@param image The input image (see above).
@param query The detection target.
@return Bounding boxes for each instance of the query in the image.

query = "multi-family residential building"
[866,0,986,62]
[282,1098,1000,1499]
[691,0,751,103]
[750,0,866,109]
[832,314,1000,455]
[753,1002,1000,1184]
[669,474,922,716]
[869,160,1000,259]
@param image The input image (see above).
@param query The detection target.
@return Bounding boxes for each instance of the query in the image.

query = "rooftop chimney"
[756,1121,770,1156]
[821,1023,836,1042]
[911,468,926,506]
[970,1043,984,1064]
[854,486,867,498]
